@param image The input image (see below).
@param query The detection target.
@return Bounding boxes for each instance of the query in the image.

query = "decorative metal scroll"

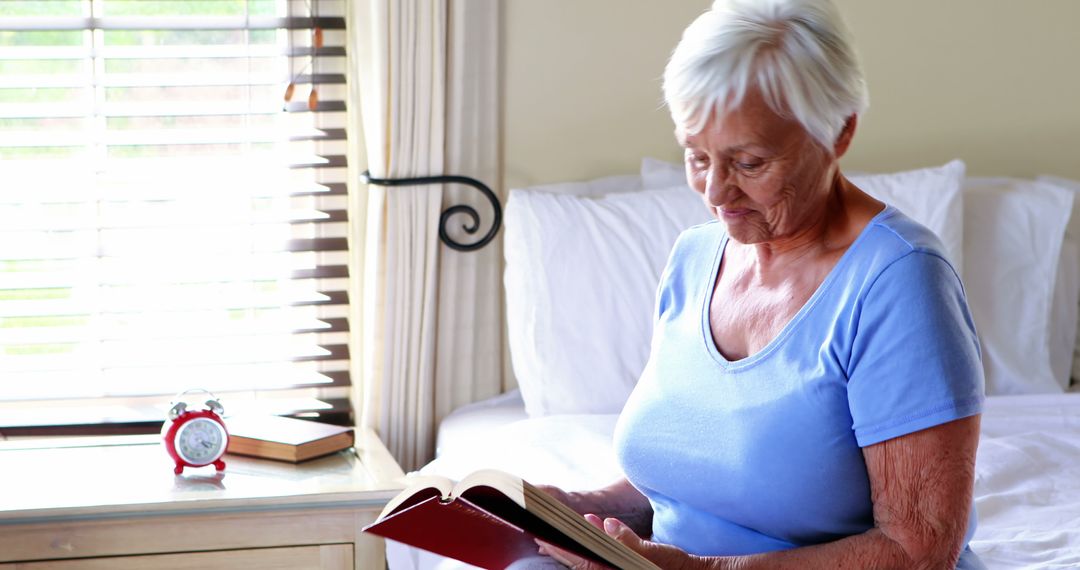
[360,171,502,252]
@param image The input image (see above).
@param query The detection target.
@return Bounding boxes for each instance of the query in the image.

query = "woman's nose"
[705,164,736,207]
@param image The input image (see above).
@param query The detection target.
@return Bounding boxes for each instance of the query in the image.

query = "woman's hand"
[534,484,589,514]
[536,514,705,570]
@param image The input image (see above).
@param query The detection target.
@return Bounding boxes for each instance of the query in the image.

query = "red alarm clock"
[162,389,229,475]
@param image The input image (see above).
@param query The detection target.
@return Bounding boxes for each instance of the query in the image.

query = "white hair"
[663,0,868,150]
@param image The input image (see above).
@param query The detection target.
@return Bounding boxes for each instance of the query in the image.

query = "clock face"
[175,417,227,465]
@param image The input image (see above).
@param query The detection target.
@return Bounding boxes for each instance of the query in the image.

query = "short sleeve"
[847,250,985,447]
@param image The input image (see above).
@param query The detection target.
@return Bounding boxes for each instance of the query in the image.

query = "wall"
[502,0,1080,186]
[838,0,1080,179]
[502,0,708,189]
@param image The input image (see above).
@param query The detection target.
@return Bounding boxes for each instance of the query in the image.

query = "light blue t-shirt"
[613,206,985,567]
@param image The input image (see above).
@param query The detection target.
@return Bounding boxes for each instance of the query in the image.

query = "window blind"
[0,0,350,431]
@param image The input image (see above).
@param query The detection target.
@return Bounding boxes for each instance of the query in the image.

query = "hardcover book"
[225,415,354,463]
[363,469,659,570]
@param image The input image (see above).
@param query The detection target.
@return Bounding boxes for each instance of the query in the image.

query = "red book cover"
[365,495,544,569]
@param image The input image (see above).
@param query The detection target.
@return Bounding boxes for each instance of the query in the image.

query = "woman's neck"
[741,173,854,273]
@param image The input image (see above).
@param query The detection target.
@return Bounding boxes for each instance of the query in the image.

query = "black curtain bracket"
[360,171,502,252]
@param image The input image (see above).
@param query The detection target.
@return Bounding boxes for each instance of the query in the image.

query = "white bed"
[387,162,1080,570]
[391,391,1080,570]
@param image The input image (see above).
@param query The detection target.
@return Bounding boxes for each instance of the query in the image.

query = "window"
[0,0,351,434]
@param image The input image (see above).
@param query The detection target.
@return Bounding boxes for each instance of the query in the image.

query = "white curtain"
[436,0,505,434]
[350,0,503,472]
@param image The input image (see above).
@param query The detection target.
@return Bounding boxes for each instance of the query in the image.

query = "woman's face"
[678,90,839,245]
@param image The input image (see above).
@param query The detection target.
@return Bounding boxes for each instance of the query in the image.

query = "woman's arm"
[542,415,981,570]
[538,477,654,537]
[710,414,980,569]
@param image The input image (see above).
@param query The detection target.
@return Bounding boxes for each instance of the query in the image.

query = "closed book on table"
[225,415,355,463]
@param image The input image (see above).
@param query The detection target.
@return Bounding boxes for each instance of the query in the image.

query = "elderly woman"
[538,0,985,569]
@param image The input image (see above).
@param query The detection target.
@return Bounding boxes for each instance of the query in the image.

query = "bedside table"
[0,428,405,569]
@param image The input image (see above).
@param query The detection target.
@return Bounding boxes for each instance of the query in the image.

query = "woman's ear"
[833,115,857,158]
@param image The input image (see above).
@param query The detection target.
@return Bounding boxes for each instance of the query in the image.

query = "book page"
[454,468,526,508]
[379,474,455,518]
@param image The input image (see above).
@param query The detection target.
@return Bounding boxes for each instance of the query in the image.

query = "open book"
[363,469,659,570]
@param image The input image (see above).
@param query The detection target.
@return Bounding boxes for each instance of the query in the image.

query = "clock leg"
[174,463,184,475]
[214,459,226,472]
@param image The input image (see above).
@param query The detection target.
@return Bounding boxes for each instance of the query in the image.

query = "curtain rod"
[360,171,502,252]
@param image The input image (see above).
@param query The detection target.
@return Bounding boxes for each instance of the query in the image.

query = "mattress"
[388,393,1080,570]
[434,388,529,459]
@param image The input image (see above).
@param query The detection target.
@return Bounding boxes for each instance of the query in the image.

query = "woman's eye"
[688,155,709,169]
[736,160,763,172]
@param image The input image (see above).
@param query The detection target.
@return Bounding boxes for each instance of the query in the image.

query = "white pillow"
[641,156,687,189]
[1051,237,1080,389]
[504,183,712,417]
[641,158,967,274]
[963,177,1074,394]
[520,173,643,197]
[1038,175,1080,386]
[849,160,966,276]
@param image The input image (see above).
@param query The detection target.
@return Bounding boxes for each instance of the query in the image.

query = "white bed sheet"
[388,393,1080,570]
[435,388,529,459]
[969,394,1080,569]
